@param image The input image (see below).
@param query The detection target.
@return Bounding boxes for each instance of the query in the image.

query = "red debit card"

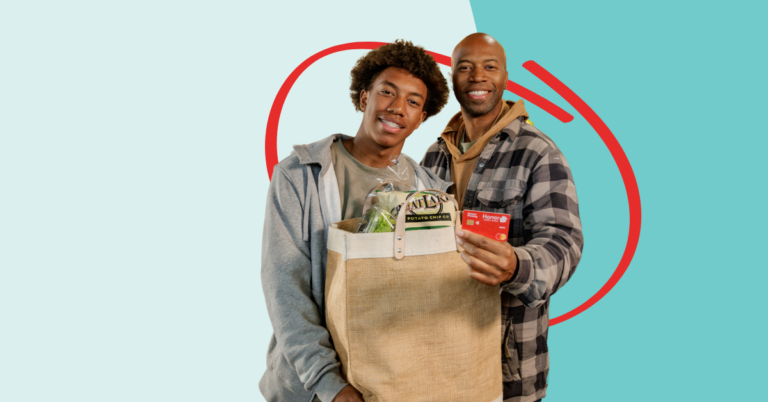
[461,210,511,241]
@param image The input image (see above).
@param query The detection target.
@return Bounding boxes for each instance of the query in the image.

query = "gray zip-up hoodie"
[259,134,450,402]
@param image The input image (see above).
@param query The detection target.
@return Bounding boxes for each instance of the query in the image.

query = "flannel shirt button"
[478,163,485,168]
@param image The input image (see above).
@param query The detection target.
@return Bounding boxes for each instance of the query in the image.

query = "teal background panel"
[469,0,767,400]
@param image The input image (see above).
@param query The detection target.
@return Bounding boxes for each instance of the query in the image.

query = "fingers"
[460,245,506,277]
[333,386,364,402]
[459,238,509,271]
[456,229,509,254]
[456,231,516,270]
[456,229,518,286]
[461,251,507,286]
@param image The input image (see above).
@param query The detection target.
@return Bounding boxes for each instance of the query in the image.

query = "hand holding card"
[456,210,518,287]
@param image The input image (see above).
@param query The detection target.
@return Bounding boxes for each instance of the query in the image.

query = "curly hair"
[349,40,449,122]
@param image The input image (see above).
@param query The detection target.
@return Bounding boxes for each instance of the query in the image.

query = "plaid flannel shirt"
[421,117,584,402]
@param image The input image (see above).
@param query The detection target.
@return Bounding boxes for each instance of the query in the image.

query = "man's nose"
[469,68,486,82]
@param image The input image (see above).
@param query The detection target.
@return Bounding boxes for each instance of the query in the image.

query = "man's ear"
[360,90,369,112]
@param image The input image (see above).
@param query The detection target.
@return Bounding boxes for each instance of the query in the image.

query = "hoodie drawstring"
[302,165,315,242]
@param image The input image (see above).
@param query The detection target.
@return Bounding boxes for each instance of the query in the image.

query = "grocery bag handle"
[394,189,459,260]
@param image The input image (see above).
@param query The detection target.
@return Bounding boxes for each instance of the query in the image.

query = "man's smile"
[466,89,492,100]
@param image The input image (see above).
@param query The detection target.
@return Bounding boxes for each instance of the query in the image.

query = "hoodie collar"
[292,133,352,166]
[440,99,529,162]
[291,133,450,192]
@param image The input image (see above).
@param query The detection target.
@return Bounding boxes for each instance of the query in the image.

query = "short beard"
[455,88,504,118]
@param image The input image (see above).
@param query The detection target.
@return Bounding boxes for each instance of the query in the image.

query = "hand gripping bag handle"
[393,189,460,260]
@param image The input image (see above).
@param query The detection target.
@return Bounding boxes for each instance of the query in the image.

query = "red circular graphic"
[265,42,642,326]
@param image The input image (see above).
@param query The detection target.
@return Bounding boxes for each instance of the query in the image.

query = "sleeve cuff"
[313,369,349,402]
[501,247,534,295]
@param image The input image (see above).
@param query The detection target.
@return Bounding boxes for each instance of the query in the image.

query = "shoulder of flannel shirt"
[420,138,449,174]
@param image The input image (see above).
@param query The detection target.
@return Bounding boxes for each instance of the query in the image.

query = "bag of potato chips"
[383,190,458,230]
[359,190,457,233]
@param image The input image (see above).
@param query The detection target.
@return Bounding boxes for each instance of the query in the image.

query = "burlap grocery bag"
[325,190,502,402]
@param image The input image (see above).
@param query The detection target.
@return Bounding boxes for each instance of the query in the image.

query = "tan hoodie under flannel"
[440,99,529,208]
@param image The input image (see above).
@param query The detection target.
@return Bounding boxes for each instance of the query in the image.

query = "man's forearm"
[500,150,583,307]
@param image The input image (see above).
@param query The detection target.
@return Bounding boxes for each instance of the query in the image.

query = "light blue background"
[1,0,765,401]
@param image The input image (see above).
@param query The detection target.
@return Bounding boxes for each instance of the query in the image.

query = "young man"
[421,33,584,402]
[260,40,450,402]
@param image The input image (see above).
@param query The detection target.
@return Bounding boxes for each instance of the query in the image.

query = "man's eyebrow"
[456,58,500,64]
[382,80,424,99]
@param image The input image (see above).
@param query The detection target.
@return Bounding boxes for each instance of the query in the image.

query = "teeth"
[469,91,489,95]
[381,119,400,128]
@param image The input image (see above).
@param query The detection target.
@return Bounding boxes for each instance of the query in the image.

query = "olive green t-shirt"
[330,139,415,220]
[458,130,477,154]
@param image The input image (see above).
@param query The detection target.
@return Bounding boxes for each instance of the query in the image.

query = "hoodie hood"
[440,99,529,162]
[292,133,350,170]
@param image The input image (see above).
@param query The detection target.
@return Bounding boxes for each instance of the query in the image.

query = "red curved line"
[522,61,643,326]
[425,50,451,67]
[265,43,637,326]
[507,81,574,123]
[266,43,573,179]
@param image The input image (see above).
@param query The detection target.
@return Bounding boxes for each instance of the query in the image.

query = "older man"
[422,33,584,402]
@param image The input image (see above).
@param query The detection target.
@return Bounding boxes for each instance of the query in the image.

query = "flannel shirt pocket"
[477,180,526,245]
[476,179,526,209]
[501,320,522,382]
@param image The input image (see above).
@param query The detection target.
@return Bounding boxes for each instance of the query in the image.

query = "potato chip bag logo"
[392,192,451,216]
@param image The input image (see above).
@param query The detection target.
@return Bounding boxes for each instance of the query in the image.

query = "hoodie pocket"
[501,320,522,382]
